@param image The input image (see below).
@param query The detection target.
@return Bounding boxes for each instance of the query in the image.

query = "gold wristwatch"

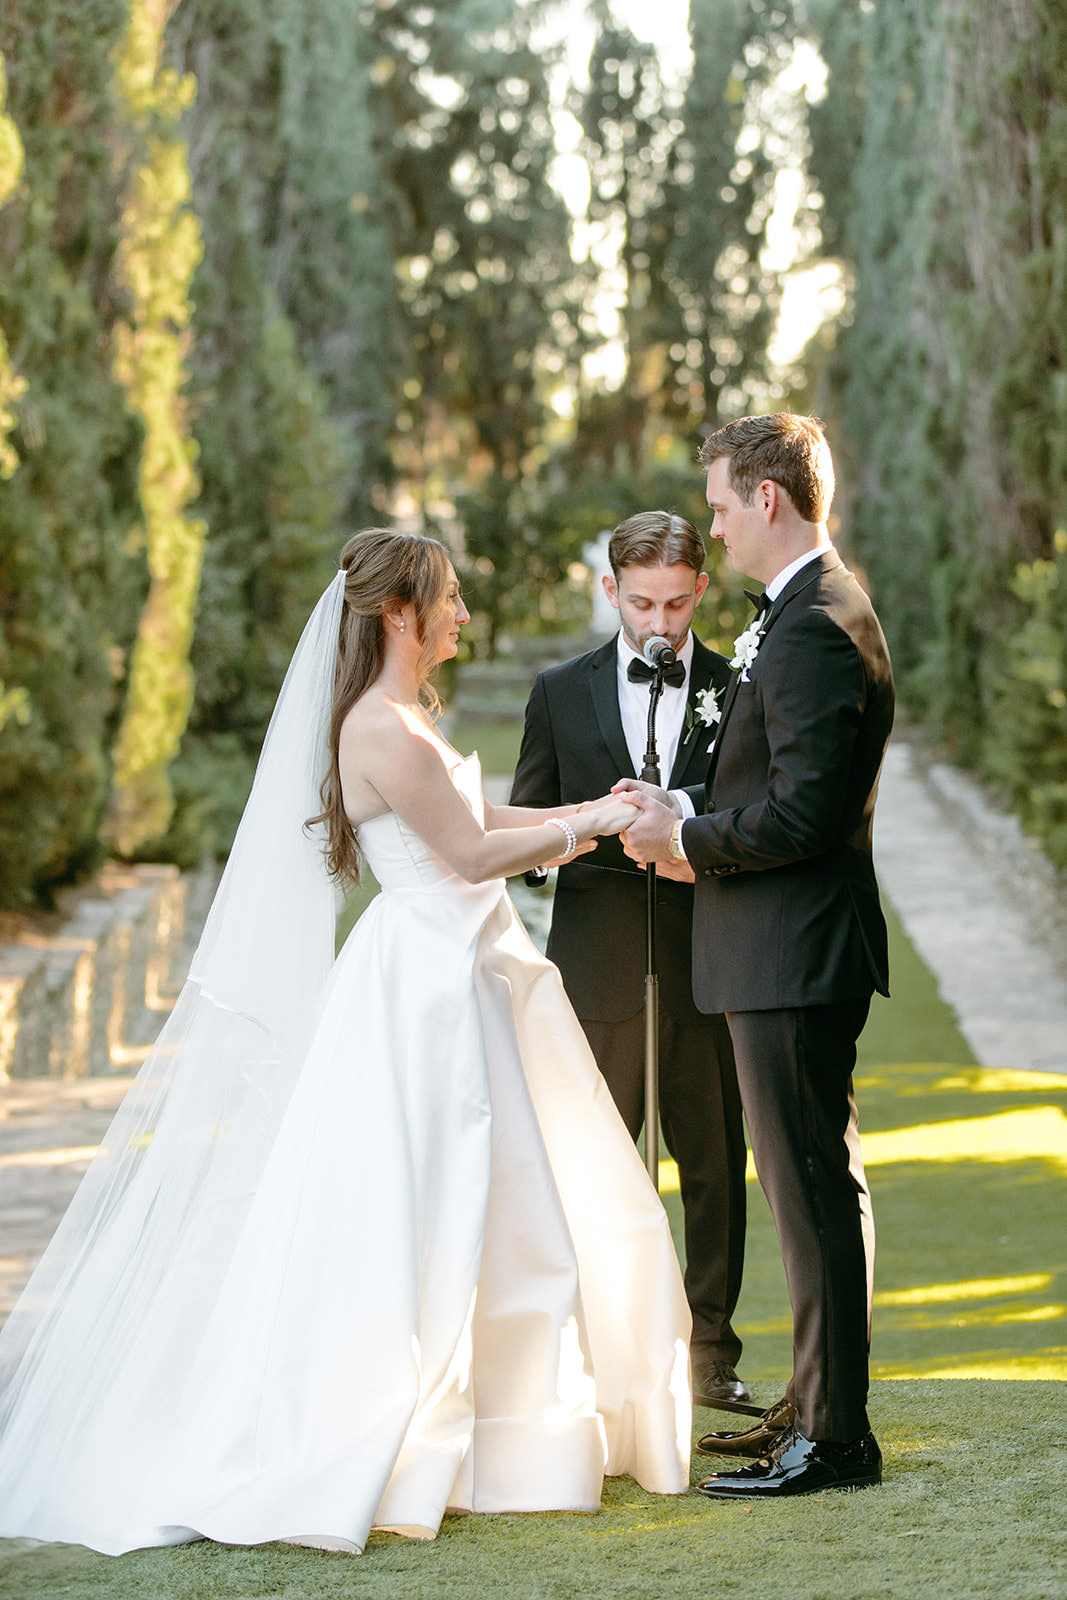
[668,818,686,863]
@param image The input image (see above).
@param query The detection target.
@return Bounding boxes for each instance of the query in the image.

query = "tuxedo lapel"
[669,642,723,787]
[589,639,636,779]
[703,662,744,790]
[759,548,844,640]
[705,552,847,792]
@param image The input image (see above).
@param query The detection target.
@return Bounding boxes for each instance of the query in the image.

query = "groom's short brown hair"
[699,413,835,525]
[608,511,706,579]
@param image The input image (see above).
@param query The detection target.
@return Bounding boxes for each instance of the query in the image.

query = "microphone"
[643,635,677,670]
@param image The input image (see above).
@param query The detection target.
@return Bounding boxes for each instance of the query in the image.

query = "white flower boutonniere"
[694,685,722,726]
[683,683,722,742]
[729,614,767,683]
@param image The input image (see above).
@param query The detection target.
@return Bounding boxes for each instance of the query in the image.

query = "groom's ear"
[602,573,620,610]
[758,478,779,519]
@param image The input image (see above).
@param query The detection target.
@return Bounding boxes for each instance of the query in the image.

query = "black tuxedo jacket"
[511,635,732,1024]
[681,551,894,1014]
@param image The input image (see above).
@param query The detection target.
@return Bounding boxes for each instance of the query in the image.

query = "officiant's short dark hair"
[608,511,706,578]
[699,413,835,525]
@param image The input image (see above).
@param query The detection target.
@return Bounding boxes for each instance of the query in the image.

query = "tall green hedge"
[155,0,388,862]
[0,4,146,908]
[108,0,206,857]
[807,0,1067,864]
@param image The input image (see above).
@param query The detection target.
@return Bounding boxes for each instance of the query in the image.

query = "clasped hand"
[541,791,636,867]
[546,787,690,881]
[608,779,693,880]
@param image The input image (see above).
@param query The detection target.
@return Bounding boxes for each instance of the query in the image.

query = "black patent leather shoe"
[691,1358,760,1416]
[696,1395,795,1456]
[697,1426,882,1498]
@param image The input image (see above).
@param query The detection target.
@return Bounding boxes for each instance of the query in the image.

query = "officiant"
[511,510,750,1414]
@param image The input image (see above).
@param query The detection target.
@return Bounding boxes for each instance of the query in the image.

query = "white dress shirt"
[616,630,695,781]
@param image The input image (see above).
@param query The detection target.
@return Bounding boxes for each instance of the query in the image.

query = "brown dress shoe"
[696,1396,796,1456]
[690,1359,759,1415]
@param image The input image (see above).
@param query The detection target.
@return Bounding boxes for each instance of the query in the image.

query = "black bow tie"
[627,656,686,689]
[744,589,771,617]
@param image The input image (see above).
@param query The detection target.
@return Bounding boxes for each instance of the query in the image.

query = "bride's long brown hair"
[310,528,454,888]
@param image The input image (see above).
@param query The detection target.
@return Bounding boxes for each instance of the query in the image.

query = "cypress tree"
[156,0,386,859]
[806,0,1067,863]
[0,2,145,908]
[108,0,207,856]
[0,54,28,740]
[364,0,588,653]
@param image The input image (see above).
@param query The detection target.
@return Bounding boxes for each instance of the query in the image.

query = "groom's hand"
[618,791,679,866]
[611,777,680,813]
[655,857,695,884]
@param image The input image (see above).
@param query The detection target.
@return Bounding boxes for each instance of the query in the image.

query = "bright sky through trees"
[539,0,840,388]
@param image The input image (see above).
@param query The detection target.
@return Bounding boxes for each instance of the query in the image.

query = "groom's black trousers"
[726,998,875,1443]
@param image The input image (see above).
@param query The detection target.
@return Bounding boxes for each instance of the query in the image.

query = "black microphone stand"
[640,670,666,1189]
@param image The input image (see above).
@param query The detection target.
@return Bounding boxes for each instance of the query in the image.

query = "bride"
[0,529,692,1557]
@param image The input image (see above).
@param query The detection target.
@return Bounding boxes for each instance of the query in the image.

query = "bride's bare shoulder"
[339,691,449,776]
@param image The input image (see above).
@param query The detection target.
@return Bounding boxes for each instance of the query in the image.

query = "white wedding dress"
[0,754,691,1556]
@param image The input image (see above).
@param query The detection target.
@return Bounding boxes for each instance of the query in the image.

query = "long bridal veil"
[0,569,347,1500]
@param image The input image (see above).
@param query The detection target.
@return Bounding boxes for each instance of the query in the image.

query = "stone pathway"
[0,1074,136,1321]
[874,740,1067,1075]
[1,738,1064,1324]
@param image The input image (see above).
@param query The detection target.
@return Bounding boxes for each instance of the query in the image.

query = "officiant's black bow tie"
[627,656,686,688]
[744,589,771,616]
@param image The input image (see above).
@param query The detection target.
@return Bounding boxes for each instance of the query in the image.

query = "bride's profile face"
[432,567,470,661]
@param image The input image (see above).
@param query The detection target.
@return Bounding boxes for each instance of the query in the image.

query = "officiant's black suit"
[511,634,747,1367]
[680,550,894,1442]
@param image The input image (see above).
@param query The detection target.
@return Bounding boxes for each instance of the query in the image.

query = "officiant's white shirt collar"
[765,542,835,602]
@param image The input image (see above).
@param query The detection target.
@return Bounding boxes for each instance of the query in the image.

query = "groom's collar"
[764,542,835,602]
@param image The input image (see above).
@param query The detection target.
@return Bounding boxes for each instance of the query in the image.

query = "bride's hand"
[543,838,598,867]
[587,795,639,837]
[576,791,624,815]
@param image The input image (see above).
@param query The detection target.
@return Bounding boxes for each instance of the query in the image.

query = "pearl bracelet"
[547,817,578,858]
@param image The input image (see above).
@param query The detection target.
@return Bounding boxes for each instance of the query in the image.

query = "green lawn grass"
[5,724,1063,1597]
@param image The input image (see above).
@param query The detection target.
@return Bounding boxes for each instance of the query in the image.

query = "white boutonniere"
[729,614,767,683]
[683,684,722,741]
[694,685,722,726]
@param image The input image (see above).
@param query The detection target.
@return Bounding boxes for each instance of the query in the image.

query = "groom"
[619,415,894,1498]
[510,511,750,1414]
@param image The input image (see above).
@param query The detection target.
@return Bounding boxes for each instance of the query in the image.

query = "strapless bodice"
[356,751,485,891]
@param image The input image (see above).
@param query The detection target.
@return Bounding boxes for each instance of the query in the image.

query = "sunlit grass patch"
[690,1055,1067,1396]
[875,1273,1053,1305]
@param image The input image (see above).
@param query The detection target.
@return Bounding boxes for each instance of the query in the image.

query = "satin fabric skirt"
[0,874,690,1555]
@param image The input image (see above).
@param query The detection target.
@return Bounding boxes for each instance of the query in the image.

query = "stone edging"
[0,861,218,1082]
